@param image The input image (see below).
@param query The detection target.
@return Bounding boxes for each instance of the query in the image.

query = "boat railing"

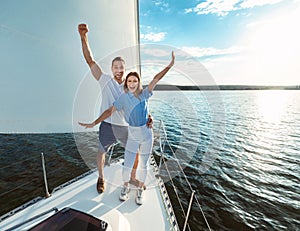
[1,121,211,230]
[0,197,43,222]
[154,120,212,231]
[41,152,51,198]
[150,148,180,231]
[106,140,121,167]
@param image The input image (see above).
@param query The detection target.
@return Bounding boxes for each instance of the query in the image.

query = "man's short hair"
[112,57,125,66]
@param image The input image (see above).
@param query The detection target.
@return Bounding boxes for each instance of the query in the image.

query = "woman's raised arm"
[148,51,175,92]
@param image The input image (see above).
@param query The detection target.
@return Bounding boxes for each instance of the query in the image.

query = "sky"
[0,0,299,133]
[139,0,300,86]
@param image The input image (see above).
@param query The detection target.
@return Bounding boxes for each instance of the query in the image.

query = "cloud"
[140,32,166,42]
[239,0,283,8]
[179,46,242,58]
[153,0,170,12]
[139,45,241,59]
[140,46,170,57]
[184,0,285,17]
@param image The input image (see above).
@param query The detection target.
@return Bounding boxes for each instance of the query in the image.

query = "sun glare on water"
[256,91,289,124]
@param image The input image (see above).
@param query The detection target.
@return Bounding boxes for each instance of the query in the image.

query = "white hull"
[0,156,177,231]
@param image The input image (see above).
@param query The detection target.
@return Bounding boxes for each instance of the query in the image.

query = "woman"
[79,51,175,205]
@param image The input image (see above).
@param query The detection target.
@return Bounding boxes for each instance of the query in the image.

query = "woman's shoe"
[119,185,130,201]
[135,187,144,205]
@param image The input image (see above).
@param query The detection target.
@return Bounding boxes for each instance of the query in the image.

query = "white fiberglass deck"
[0,158,174,231]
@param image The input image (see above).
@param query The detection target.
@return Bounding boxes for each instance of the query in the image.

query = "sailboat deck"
[0,159,174,231]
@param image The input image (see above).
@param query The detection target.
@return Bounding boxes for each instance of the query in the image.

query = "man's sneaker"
[135,187,144,205]
[96,178,105,194]
[119,185,130,201]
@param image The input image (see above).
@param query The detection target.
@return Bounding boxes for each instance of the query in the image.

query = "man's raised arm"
[78,23,102,81]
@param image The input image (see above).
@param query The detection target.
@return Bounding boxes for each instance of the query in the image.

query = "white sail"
[0,0,140,133]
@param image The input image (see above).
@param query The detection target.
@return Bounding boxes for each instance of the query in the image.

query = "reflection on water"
[256,90,289,123]
[0,90,299,230]
[150,90,300,230]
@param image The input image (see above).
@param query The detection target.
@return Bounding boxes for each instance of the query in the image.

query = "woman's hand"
[146,114,154,128]
[78,122,95,129]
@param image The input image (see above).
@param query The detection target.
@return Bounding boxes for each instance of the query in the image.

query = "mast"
[135,0,142,74]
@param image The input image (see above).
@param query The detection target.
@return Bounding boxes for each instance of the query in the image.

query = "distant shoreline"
[152,85,300,90]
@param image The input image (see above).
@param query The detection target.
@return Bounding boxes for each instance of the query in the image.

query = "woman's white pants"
[123,125,153,183]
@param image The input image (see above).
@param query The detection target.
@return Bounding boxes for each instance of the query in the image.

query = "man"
[78,24,150,193]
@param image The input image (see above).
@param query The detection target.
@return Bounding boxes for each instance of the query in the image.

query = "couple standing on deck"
[77,24,175,205]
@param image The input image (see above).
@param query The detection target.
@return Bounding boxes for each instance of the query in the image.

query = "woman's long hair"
[124,72,143,98]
